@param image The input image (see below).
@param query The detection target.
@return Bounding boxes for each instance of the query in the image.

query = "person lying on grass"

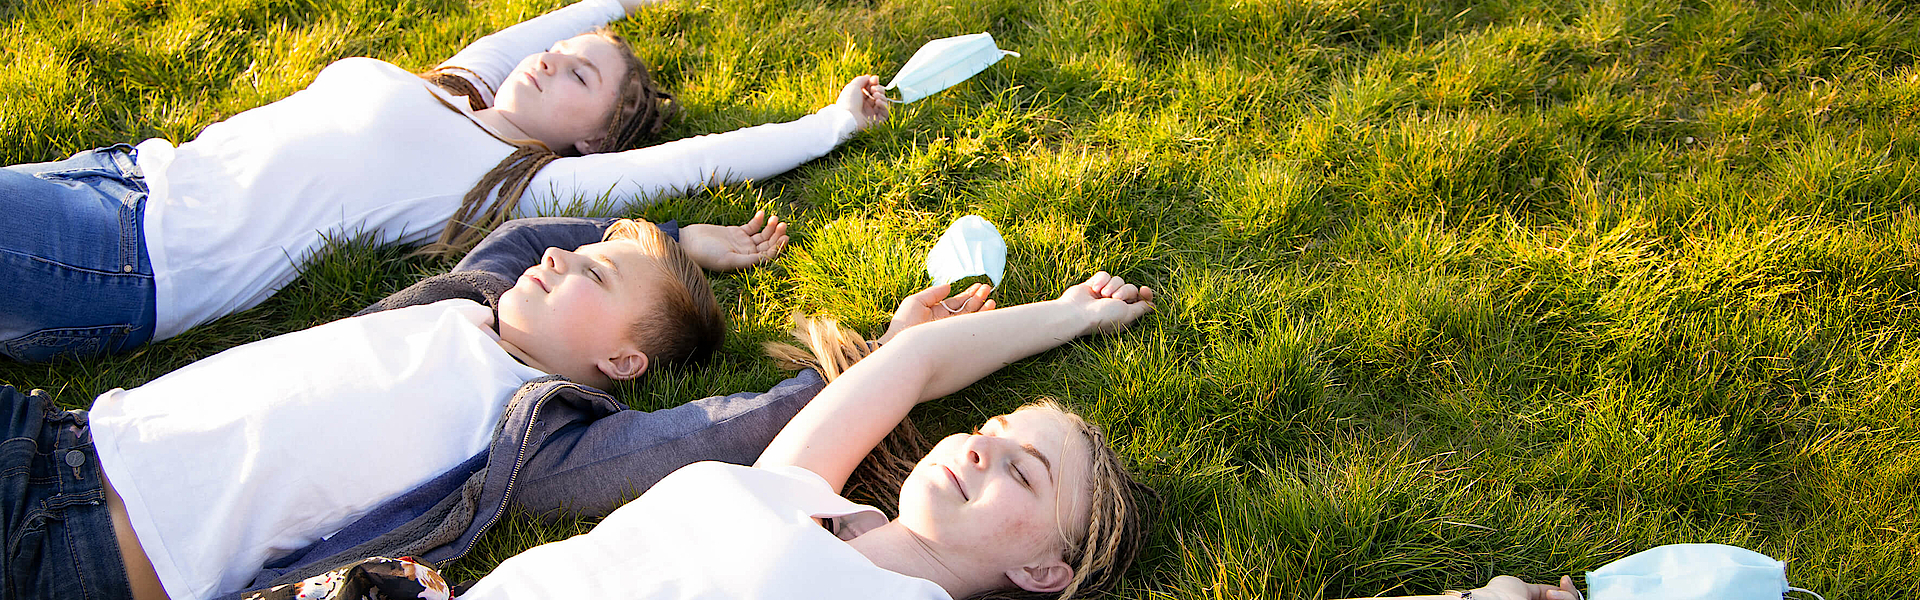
[243,272,1158,600]
[0,216,1000,600]
[0,0,889,363]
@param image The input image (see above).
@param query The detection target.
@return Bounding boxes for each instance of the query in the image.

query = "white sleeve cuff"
[813,104,864,145]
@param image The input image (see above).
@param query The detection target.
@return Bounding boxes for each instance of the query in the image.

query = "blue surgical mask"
[925,215,1006,287]
[884,33,1020,103]
[1586,544,1824,600]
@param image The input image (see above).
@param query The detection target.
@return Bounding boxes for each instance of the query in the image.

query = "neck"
[847,521,993,599]
[471,107,538,145]
[494,334,613,389]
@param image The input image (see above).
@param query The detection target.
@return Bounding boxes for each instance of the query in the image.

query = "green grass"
[5,0,1920,596]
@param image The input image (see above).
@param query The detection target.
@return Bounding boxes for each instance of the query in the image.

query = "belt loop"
[115,146,144,179]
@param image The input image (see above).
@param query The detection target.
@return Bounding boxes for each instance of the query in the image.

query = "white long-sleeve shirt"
[133,0,860,340]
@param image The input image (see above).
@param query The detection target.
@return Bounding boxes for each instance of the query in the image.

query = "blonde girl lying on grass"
[241,272,1159,600]
[0,0,887,363]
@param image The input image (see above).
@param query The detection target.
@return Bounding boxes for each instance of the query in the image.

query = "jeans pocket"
[0,325,130,363]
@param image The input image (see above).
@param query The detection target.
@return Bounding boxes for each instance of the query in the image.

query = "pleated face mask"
[1586,544,1824,600]
[885,33,1020,103]
[925,215,1006,287]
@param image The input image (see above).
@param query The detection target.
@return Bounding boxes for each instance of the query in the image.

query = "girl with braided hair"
[0,0,888,362]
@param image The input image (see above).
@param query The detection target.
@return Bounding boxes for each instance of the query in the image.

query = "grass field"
[4,0,1919,596]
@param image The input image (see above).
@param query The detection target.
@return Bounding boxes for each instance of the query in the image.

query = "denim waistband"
[0,386,134,600]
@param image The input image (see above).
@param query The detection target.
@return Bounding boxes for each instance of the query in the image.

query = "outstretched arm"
[755,272,1155,493]
[1338,576,1583,600]
[521,76,890,217]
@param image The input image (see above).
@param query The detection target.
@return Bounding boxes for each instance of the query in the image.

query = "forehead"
[579,238,666,291]
[557,35,629,66]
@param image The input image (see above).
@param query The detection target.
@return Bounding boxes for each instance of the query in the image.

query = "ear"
[597,347,649,381]
[1006,559,1073,594]
[573,134,609,155]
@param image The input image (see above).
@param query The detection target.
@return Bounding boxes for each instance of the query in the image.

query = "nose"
[542,247,575,272]
[541,51,576,74]
[960,435,992,470]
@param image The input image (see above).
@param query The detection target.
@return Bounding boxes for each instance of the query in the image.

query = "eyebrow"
[556,40,604,83]
[580,56,602,84]
[993,416,1054,478]
[590,252,621,280]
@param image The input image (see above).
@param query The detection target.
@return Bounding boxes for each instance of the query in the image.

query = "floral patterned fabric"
[240,557,453,600]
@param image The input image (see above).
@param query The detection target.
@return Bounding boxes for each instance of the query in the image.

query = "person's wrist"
[817,104,863,140]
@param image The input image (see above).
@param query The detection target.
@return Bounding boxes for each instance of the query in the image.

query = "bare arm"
[1336,576,1583,600]
[755,273,1154,493]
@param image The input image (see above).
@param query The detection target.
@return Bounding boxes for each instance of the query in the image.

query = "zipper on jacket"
[443,381,617,563]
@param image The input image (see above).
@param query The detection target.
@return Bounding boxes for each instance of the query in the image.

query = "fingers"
[957,283,992,314]
[1553,576,1583,600]
[847,73,889,124]
[749,214,784,245]
[1081,272,1153,303]
[769,227,788,257]
[1081,271,1113,295]
[740,209,768,234]
[1105,293,1156,331]
[936,283,993,314]
[908,281,954,307]
[754,221,788,261]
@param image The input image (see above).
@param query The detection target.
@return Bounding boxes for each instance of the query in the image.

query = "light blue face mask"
[925,215,1006,287]
[1586,544,1824,600]
[884,33,1020,103]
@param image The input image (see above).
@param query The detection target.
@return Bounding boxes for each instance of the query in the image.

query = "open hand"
[677,210,788,272]
[1058,271,1155,335]
[877,281,996,344]
[836,75,890,132]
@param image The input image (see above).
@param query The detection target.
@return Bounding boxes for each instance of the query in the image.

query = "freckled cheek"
[981,498,1053,547]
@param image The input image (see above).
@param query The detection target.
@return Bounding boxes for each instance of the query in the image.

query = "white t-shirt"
[133,0,861,340]
[458,462,953,600]
[90,299,548,600]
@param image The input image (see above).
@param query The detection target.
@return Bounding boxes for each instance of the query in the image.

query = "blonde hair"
[764,315,931,516]
[420,28,678,256]
[764,317,1154,598]
[603,218,723,367]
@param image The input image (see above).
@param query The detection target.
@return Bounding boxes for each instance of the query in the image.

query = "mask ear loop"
[1788,587,1826,600]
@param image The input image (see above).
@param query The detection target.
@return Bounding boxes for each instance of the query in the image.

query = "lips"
[943,465,969,501]
[520,271,550,293]
[525,71,542,92]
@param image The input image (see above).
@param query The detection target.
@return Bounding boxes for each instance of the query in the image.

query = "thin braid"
[422,146,562,257]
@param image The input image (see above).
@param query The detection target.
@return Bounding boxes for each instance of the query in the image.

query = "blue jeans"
[0,386,134,600]
[0,144,158,363]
